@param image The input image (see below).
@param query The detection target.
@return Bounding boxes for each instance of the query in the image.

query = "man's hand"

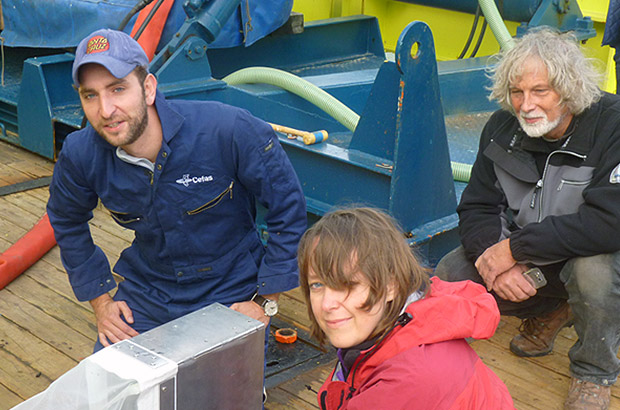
[475,239,517,290]
[90,293,139,347]
[230,293,280,327]
[492,264,537,302]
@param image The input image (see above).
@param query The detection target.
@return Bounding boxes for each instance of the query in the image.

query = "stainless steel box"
[13,303,265,410]
[131,303,266,410]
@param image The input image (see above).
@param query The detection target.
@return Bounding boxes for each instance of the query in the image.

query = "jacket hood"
[365,277,500,366]
[407,277,500,342]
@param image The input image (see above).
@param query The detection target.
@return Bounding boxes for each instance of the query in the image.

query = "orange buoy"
[0,213,56,290]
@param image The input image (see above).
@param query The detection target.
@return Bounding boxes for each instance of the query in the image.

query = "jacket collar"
[153,89,185,145]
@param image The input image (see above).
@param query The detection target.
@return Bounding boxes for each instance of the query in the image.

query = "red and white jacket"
[317,278,515,410]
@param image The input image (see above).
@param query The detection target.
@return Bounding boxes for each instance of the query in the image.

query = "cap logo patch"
[86,36,110,54]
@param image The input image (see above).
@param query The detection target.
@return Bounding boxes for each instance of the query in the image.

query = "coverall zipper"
[187,181,235,215]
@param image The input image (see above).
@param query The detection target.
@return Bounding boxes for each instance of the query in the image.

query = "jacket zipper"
[344,313,412,401]
[532,150,587,222]
[186,181,234,215]
[557,179,590,191]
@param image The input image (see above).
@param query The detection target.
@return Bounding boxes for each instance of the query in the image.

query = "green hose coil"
[451,161,473,183]
[478,0,515,50]
[223,67,360,132]
[222,67,473,182]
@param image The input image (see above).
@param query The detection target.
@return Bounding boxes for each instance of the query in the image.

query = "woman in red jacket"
[298,207,515,410]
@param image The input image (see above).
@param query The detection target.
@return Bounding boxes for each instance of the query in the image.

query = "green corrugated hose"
[222,68,473,182]
[478,0,516,51]
[223,67,359,132]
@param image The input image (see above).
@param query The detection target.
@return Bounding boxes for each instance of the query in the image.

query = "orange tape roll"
[275,328,297,344]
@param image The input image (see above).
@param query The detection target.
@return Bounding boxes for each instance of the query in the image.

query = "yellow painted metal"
[577,0,611,22]
[577,0,617,92]
[293,0,518,60]
[292,0,616,92]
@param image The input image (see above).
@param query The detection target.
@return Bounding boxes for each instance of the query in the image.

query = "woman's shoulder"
[378,339,479,379]
[358,340,509,408]
[347,340,481,409]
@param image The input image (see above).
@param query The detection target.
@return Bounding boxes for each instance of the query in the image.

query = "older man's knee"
[562,253,617,303]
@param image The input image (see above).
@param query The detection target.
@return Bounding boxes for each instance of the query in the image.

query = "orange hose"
[0,213,56,290]
[130,0,175,61]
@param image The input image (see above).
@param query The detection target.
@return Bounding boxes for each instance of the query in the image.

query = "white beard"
[517,111,564,138]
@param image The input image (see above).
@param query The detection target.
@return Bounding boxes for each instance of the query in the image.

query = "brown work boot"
[564,378,610,410]
[510,301,573,357]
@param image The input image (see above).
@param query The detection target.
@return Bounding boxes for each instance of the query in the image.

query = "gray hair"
[488,27,602,115]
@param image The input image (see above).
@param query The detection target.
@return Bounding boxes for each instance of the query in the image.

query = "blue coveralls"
[47,91,307,345]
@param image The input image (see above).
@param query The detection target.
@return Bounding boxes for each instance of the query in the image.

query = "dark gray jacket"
[458,93,620,266]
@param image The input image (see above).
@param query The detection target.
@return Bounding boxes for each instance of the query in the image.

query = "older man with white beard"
[435,27,620,410]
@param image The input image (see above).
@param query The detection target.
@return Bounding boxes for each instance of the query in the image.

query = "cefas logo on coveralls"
[176,174,214,187]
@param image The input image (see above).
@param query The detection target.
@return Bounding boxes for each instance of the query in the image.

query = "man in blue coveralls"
[47,29,307,351]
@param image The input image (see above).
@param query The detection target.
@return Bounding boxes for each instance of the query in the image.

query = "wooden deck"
[0,139,619,409]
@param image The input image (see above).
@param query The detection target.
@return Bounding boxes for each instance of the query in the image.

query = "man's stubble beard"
[93,94,149,147]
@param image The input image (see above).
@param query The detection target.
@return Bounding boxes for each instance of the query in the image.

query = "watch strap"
[253,294,268,307]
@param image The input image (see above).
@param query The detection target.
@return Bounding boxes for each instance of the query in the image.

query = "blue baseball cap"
[72,29,149,87]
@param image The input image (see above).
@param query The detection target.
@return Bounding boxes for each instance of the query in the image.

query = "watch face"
[264,300,278,316]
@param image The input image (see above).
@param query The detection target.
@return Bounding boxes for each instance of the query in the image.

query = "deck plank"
[0,291,94,362]
[473,316,620,403]
[0,317,77,380]
[266,359,335,409]
[278,293,312,332]
[472,339,568,407]
[5,159,54,178]
[0,164,32,186]
[276,360,334,403]
[0,383,23,410]
[2,191,48,217]
[0,144,54,175]
[24,261,93,312]
[265,388,319,410]
[0,198,40,232]
[5,274,97,340]
[0,346,53,400]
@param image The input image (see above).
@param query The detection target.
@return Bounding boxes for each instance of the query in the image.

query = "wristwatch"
[253,294,279,317]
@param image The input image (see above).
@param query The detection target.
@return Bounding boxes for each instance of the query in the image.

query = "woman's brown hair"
[298,207,430,345]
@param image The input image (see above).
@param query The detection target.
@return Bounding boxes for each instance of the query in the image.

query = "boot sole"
[509,320,574,358]
[509,342,553,357]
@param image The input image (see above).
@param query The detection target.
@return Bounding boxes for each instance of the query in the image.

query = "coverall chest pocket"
[185,180,235,215]
[105,207,144,229]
